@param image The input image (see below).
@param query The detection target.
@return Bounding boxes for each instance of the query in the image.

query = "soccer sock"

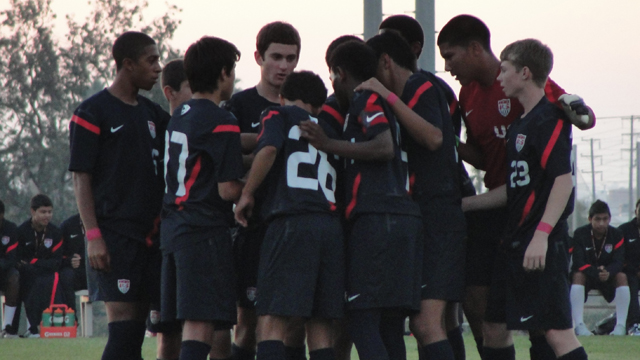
[233,344,257,360]
[447,327,465,360]
[347,309,389,360]
[529,334,555,360]
[570,285,586,325]
[473,337,483,359]
[422,340,454,360]
[615,286,631,326]
[285,346,307,360]
[557,347,588,360]
[482,345,515,360]
[257,340,286,360]
[180,340,212,360]
[309,348,336,360]
[379,313,406,360]
[3,306,16,328]
[102,320,147,360]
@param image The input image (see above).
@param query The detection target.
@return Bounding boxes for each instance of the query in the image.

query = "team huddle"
[67,13,597,360]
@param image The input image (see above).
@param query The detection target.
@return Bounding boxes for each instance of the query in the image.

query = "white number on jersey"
[509,160,530,188]
[164,130,189,196]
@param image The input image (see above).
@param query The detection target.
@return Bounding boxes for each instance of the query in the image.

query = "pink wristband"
[536,222,553,234]
[386,92,399,106]
[86,228,102,241]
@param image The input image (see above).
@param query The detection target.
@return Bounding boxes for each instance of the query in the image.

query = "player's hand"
[87,237,111,272]
[558,94,589,127]
[599,268,610,282]
[523,232,548,271]
[300,120,329,150]
[71,253,82,269]
[234,193,255,228]
[355,78,392,100]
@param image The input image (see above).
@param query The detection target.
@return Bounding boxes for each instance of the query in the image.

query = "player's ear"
[521,66,531,81]
[162,85,174,102]
[381,53,392,70]
[122,57,136,72]
[254,50,264,66]
[468,41,483,57]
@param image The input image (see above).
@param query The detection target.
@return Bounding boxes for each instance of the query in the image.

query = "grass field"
[0,333,638,360]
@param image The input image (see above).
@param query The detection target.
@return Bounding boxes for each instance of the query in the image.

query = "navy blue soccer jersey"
[401,72,464,230]
[318,94,346,136]
[68,89,169,241]
[162,99,244,252]
[16,220,64,272]
[223,87,279,134]
[256,105,340,221]
[504,96,574,251]
[0,219,18,271]
[342,91,420,220]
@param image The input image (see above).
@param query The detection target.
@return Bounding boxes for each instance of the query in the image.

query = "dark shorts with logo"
[233,221,267,309]
[485,239,573,331]
[256,213,345,319]
[161,229,236,325]
[465,207,508,287]
[92,228,161,303]
[421,227,466,301]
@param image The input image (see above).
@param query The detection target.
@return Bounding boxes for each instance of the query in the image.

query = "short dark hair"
[500,39,553,88]
[162,59,186,91]
[589,199,611,218]
[112,31,156,71]
[280,71,327,108]
[437,15,491,51]
[366,31,417,72]
[379,15,424,56]
[184,36,240,94]
[256,21,301,58]
[325,35,363,68]
[329,41,377,83]
[30,194,52,211]
[0,199,4,214]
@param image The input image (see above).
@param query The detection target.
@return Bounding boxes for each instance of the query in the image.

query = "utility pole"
[580,138,601,203]
[623,116,639,217]
[363,0,382,40]
[415,0,435,72]
[571,144,578,233]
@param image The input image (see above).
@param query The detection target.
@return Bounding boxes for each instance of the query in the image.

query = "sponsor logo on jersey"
[148,121,156,139]
[365,112,383,124]
[44,238,53,248]
[70,234,78,238]
[465,109,473,117]
[149,310,160,324]
[181,104,191,115]
[516,134,527,152]
[246,287,257,302]
[110,125,124,133]
[498,99,511,117]
[251,122,260,128]
[118,279,130,294]
[1,236,9,245]
[347,294,360,302]
[520,315,533,322]
[605,244,613,253]
[630,238,637,243]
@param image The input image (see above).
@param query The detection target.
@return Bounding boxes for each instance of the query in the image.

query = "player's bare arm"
[241,133,258,153]
[355,78,443,151]
[72,171,110,272]
[234,145,277,227]
[457,141,486,170]
[461,184,507,212]
[300,120,394,161]
[523,172,573,271]
[219,180,244,204]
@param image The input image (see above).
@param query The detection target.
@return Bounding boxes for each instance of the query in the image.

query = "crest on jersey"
[1,236,9,246]
[118,279,130,294]
[498,99,511,117]
[605,244,613,253]
[149,310,160,324]
[44,238,53,248]
[516,134,527,152]
[246,287,257,302]
[148,121,156,139]
[181,104,191,115]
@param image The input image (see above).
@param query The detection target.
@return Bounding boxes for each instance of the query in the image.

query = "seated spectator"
[618,198,640,335]
[16,194,69,337]
[570,200,629,336]
[0,199,20,338]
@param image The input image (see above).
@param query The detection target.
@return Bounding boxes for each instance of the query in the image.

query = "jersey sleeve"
[208,114,244,183]
[256,108,287,152]
[0,224,18,271]
[544,78,566,106]
[358,93,390,140]
[318,96,345,136]
[403,77,444,130]
[571,229,599,279]
[68,104,102,173]
[534,117,572,179]
[606,231,625,276]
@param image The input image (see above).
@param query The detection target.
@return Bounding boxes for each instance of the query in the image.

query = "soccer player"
[300,41,422,360]
[462,38,587,360]
[69,31,168,360]
[161,36,244,360]
[0,199,20,338]
[234,70,342,360]
[357,31,465,360]
[222,21,304,360]
[618,198,640,335]
[570,200,629,336]
[16,194,66,338]
[162,59,193,114]
[437,14,595,359]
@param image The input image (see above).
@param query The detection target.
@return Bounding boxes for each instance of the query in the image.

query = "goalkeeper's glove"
[559,94,590,127]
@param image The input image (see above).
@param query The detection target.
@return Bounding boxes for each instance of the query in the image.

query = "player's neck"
[256,81,281,103]
[395,68,413,97]
[477,54,501,87]
[108,74,140,106]
[192,91,223,106]
[31,220,45,233]
[517,86,545,118]
[284,99,314,115]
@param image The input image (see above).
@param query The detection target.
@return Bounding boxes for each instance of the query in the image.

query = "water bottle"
[42,307,52,327]
[52,308,64,327]
[64,308,75,327]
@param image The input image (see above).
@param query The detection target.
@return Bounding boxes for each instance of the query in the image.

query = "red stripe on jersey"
[145,216,161,248]
[449,98,458,116]
[328,202,337,212]
[50,272,59,306]
[615,238,624,250]
[408,173,416,195]
[366,93,380,109]
[6,242,17,253]
[579,264,591,271]
[568,247,574,254]
[518,191,536,226]
[30,258,38,264]
[345,173,362,219]
[321,104,345,126]
[52,240,63,253]
[213,125,240,133]
[540,120,563,169]
[70,115,100,135]
[407,81,433,109]
[175,156,202,206]
[258,110,279,140]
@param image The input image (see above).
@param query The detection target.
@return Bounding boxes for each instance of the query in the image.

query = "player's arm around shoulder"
[546,78,595,130]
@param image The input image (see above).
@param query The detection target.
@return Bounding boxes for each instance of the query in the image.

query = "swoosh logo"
[630,239,637,243]
[347,294,360,302]
[585,247,593,251]
[251,122,260,128]
[70,234,78,238]
[465,109,473,117]
[111,125,124,133]
[520,315,533,322]
[365,112,384,124]
[421,284,427,288]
